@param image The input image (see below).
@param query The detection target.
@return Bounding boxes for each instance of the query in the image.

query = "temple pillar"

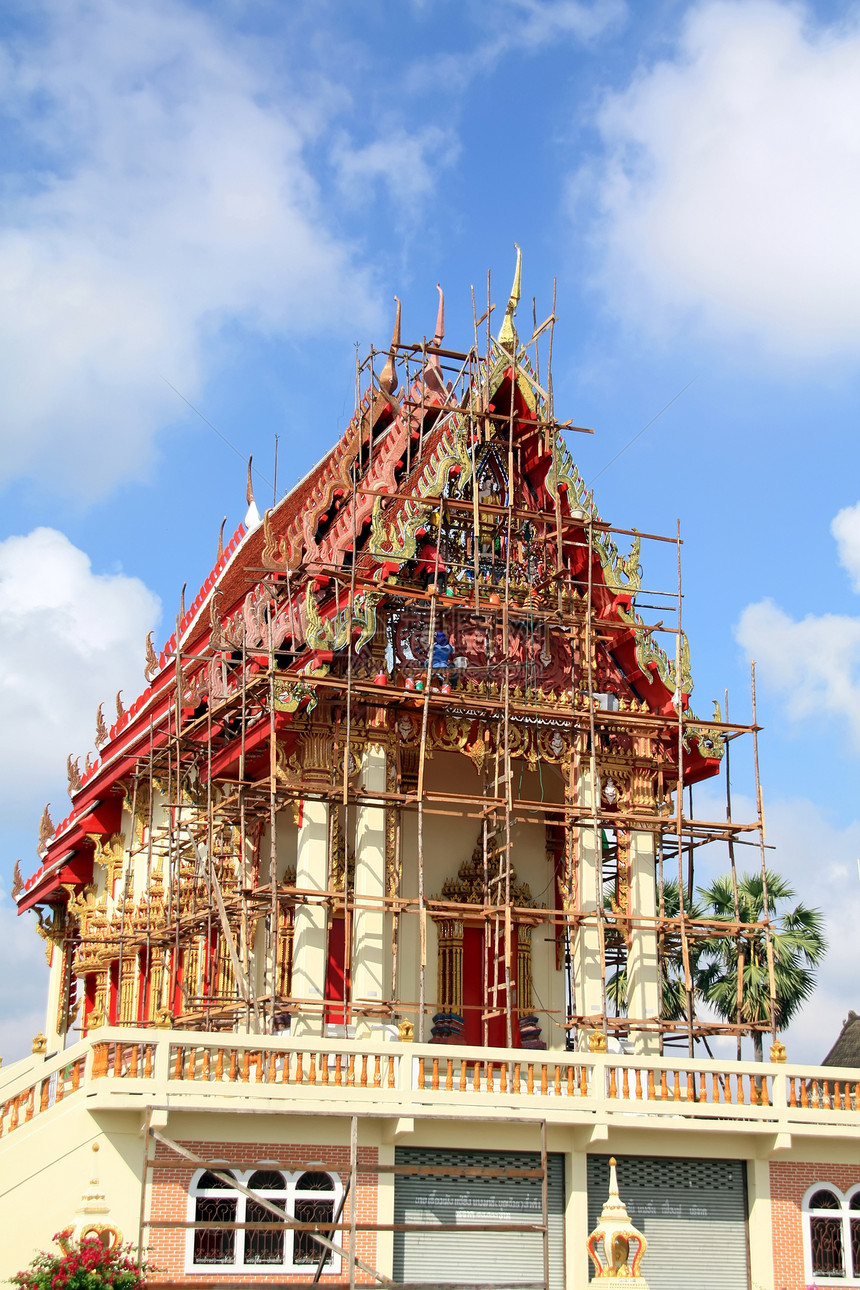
[626,829,661,1055]
[573,771,604,1042]
[291,797,330,1038]
[43,924,66,1050]
[351,741,387,1038]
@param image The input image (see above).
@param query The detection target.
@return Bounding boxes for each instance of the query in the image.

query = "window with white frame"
[803,1183,860,1283]
[188,1167,342,1273]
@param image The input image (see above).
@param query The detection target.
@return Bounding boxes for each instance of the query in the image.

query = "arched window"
[852,1192,860,1280]
[193,1171,238,1266]
[294,1172,338,1268]
[188,1167,342,1273]
[804,1184,860,1283]
[245,1171,287,1266]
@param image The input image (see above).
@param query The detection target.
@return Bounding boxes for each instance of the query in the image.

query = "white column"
[351,742,387,1038]
[291,798,329,1038]
[747,1156,775,1290]
[574,771,603,1040]
[566,1148,589,1290]
[626,829,661,1055]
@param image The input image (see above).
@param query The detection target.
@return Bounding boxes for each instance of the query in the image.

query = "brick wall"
[147,1139,378,1284]
[770,1160,860,1290]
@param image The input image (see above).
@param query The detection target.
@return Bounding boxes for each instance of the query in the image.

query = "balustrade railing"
[0,1051,86,1139]
[2,1029,859,1144]
[412,1052,780,1110]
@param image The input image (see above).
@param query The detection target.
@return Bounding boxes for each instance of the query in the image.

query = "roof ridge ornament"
[433,284,444,348]
[245,454,261,530]
[497,243,522,352]
[380,296,401,395]
[38,803,54,854]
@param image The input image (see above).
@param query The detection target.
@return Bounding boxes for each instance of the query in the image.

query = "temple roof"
[15,272,726,914]
[821,1010,860,1068]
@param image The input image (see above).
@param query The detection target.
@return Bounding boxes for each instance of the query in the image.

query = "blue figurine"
[431,630,453,669]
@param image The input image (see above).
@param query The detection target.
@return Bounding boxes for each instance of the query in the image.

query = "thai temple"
[2,255,859,1289]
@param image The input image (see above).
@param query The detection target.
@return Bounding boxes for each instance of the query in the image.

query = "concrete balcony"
[1,1028,858,1143]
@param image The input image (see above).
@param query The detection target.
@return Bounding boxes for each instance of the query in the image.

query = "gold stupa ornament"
[587,1157,649,1285]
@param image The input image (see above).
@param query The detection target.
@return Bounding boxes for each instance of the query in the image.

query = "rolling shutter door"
[394,1147,565,1289]
[586,1155,749,1290]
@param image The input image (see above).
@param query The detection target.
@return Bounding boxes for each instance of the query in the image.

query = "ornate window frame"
[802,1182,860,1285]
[186,1166,343,1274]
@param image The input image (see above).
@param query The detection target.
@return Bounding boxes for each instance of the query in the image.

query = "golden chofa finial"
[497,243,522,351]
[379,296,401,396]
[433,284,445,347]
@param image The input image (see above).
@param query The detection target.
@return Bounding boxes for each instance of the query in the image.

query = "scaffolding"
[46,262,781,1065]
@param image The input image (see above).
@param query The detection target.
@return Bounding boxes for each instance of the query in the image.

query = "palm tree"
[607,879,702,1025]
[694,870,826,1061]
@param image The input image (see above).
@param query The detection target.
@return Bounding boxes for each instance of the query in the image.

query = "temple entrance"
[432,842,542,1048]
[461,922,520,1047]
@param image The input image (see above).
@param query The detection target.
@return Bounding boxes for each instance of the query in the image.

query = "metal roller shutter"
[394,1147,565,1289]
[586,1155,749,1290]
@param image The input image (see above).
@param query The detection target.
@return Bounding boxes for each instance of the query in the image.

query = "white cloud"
[0,0,378,496]
[406,0,626,93]
[0,883,49,1067]
[0,528,160,841]
[0,526,159,1064]
[332,126,457,215]
[495,0,626,48]
[589,1,860,358]
[734,500,860,750]
[831,501,860,591]
[735,597,860,744]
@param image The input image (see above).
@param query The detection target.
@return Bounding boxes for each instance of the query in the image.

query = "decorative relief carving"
[386,754,399,897]
[91,833,126,898]
[35,905,65,965]
[435,838,537,910]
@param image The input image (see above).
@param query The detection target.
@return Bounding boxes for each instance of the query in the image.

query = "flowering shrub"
[11,1231,157,1290]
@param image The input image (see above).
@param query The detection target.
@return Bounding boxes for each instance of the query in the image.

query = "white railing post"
[153,1031,172,1090]
[770,1065,787,1112]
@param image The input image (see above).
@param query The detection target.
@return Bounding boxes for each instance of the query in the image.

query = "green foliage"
[607,869,826,1059]
[11,1232,156,1290]
[694,869,826,1057]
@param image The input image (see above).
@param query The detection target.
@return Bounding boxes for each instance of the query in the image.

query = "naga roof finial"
[245,455,261,529]
[497,243,522,351]
[217,516,226,562]
[433,284,445,347]
[95,703,108,748]
[379,296,401,396]
[144,630,158,682]
[39,803,54,851]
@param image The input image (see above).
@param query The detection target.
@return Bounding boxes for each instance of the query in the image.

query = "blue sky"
[3,0,860,1063]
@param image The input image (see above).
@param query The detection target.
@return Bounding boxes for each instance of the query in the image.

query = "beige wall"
[0,1103,144,1283]
[3,1083,860,1290]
